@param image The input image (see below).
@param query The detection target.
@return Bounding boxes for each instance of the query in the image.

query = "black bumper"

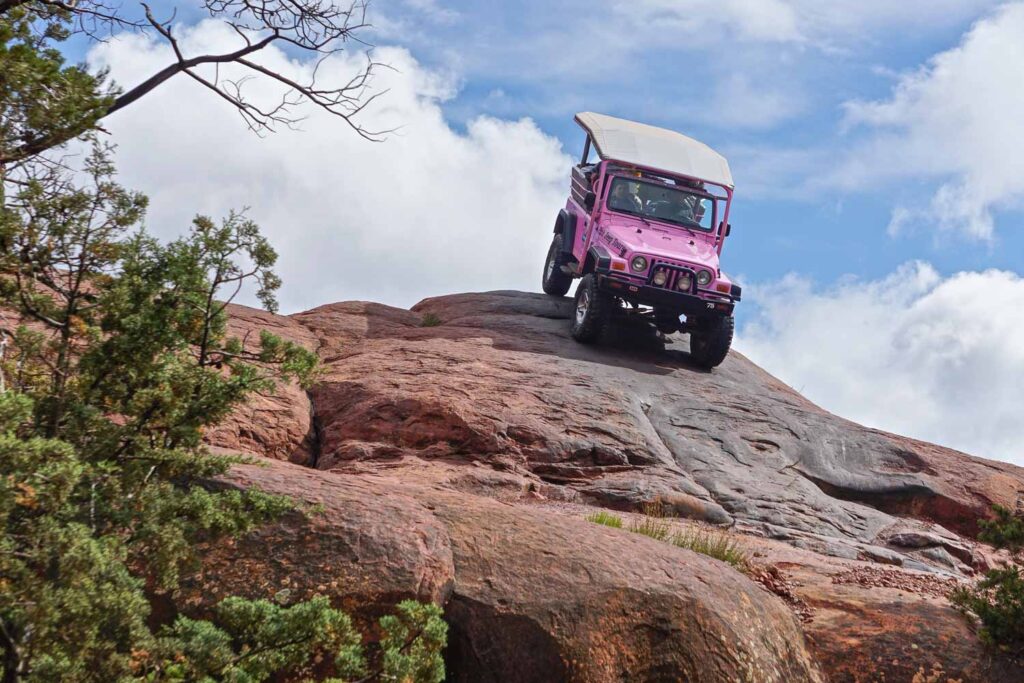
[596,274,735,316]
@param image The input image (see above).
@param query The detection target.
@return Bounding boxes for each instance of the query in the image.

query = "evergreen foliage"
[0,7,114,166]
[0,146,448,681]
[951,567,1024,653]
[979,505,1024,552]
[950,505,1024,653]
[0,7,447,681]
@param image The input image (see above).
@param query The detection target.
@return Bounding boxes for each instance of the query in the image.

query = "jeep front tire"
[542,234,573,296]
[570,274,610,343]
[689,315,734,369]
[654,308,681,335]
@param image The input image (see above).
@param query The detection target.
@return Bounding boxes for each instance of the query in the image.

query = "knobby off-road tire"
[570,274,611,343]
[542,234,573,296]
[654,308,681,335]
[689,315,734,369]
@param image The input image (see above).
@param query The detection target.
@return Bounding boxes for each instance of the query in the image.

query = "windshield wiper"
[614,206,652,228]
[675,222,698,238]
[640,211,696,237]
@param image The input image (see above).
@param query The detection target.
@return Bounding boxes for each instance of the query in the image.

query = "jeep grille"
[648,261,696,293]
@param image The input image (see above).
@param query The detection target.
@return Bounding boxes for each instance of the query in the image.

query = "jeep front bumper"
[596,274,735,316]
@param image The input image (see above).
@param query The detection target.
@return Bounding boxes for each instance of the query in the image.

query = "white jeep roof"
[575,112,734,189]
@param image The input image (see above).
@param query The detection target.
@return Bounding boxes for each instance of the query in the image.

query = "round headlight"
[652,270,668,286]
[697,270,713,287]
[630,256,648,273]
[677,275,692,291]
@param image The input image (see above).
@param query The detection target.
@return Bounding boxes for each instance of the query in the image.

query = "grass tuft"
[585,510,623,528]
[588,498,750,571]
[420,312,442,327]
[629,516,672,542]
[670,527,749,568]
[641,498,670,519]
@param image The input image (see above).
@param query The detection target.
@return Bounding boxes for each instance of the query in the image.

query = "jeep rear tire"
[570,274,610,343]
[542,234,573,296]
[689,315,734,369]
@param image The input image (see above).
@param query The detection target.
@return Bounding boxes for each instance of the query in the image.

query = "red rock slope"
[197,291,1024,682]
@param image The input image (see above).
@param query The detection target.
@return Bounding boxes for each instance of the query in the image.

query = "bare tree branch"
[1,0,386,161]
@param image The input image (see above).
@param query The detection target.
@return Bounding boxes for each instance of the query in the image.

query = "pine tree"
[1,8,446,682]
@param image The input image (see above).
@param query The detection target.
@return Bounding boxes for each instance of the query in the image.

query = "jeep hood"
[605,219,718,268]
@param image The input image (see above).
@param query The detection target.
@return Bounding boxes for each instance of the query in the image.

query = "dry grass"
[586,510,624,528]
[629,497,749,567]
[585,498,750,570]
[630,498,674,540]
[629,516,672,541]
[670,527,749,568]
[641,499,670,518]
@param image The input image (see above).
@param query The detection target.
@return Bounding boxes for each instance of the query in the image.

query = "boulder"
[205,304,323,465]
[198,460,823,683]
[182,461,455,624]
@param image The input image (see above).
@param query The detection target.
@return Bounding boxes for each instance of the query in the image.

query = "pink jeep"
[542,112,741,369]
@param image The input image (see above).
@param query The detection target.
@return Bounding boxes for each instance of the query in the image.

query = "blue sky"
[369,0,1023,297]
[63,1,1024,463]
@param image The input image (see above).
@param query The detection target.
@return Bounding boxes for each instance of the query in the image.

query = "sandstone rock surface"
[204,305,322,465]
[206,290,1024,682]
[198,460,822,683]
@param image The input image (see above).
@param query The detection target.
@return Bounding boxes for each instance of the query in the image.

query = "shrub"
[586,510,624,528]
[950,567,1024,652]
[159,597,446,682]
[979,505,1024,552]
[420,312,443,327]
[950,505,1024,653]
[671,528,749,568]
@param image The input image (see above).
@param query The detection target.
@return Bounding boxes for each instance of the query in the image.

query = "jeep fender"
[553,209,578,263]
[554,208,577,241]
[582,245,611,275]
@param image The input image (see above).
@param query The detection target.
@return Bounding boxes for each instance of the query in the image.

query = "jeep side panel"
[566,165,595,271]
[576,161,608,273]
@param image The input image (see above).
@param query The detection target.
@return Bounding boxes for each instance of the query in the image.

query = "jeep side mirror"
[584,191,596,212]
[724,223,732,237]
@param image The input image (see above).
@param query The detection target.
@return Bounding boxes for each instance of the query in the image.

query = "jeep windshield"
[605,176,716,231]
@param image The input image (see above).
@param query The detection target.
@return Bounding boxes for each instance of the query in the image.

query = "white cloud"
[702,74,805,130]
[572,0,1000,131]
[620,0,803,44]
[88,21,571,312]
[795,0,1000,41]
[738,262,1024,464]
[836,3,1024,239]
[624,0,1000,46]
[402,0,461,24]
